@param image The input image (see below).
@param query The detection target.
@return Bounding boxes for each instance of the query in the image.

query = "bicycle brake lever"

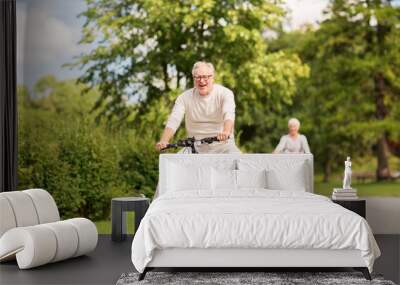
[160,143,177,151]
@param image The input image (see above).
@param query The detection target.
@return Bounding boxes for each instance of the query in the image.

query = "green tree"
[18,76,158,219]
[75,0,309,150]
[271,0,400,180]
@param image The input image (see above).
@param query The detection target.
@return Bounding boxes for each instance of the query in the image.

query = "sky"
[16,0,330,90]
[284,0,329,30]
[16,0,92,89]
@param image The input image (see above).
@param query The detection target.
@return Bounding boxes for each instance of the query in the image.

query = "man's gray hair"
[288,118,301,127]
[192,61,215,76]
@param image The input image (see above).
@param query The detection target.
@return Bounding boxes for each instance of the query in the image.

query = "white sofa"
[0,189,98,269]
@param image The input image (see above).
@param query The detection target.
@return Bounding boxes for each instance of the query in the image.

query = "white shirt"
[165,84,236,140]
[274,134,311,154]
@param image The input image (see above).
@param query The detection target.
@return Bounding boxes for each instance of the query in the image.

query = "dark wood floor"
[0,235,134,285]
[0,235,399,285]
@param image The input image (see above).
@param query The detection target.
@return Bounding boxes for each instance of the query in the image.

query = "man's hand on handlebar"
[217,131,230,142]
[157,135,230,152]
[155,141,169,151]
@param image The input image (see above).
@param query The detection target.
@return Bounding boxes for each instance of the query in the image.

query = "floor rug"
[116,271,396,285]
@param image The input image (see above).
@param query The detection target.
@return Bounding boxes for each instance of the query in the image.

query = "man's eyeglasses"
[193,75,213,81]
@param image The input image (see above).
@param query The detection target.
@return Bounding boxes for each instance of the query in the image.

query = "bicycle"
[160,136,225,154]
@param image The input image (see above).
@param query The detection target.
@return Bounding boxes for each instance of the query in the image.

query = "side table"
[332,199,366,218]
[111,197,150,242]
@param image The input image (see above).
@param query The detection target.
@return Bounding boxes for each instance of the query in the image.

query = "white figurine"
[343,156,352,189]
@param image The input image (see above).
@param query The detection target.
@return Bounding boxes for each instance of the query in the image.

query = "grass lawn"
[94,181,399,234]
[95,211,135,235]
[315,180,400,197]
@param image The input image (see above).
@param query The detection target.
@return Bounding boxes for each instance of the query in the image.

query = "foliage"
[75,0,309,150]
[269,0,400,180]
[18,76,158,220]
[18,1,400,225]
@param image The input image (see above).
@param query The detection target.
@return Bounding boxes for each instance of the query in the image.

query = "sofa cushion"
[23,189,60,224]
[42,221,79,262]
[0,192,39,227]
[0,226,57,269]
[65,218,98,257]
[0,196,16,238]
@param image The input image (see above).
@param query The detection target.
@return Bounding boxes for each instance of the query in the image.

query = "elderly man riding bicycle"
[155,61,241,154]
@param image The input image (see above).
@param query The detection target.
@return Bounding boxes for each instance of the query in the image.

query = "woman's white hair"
[288,118,301,128]
[192,61,215,76]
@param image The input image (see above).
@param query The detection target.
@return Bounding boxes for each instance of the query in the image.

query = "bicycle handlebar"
[160,136,225,152]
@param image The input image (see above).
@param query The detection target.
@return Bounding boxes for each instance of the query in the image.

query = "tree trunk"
[323,160,331,183]
[366,1,391,180]
[176,70,181,89]
[371,1,392,180]
[162,62,170,92]
[376,135,390,180]
[374,73,390,180]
